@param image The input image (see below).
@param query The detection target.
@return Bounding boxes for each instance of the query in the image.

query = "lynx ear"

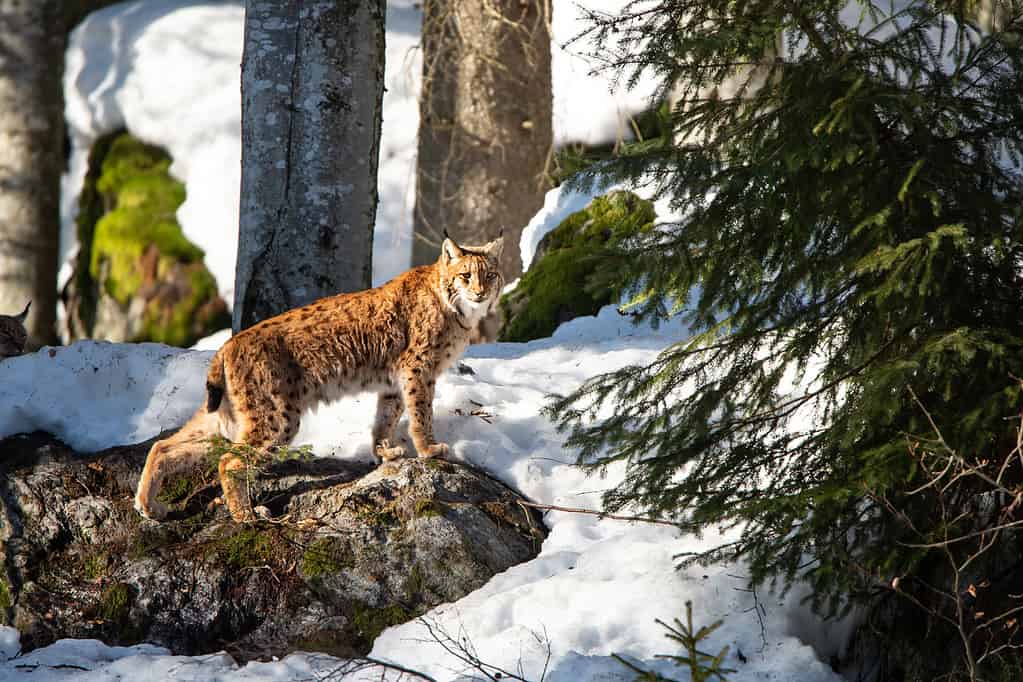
[441,237,464,263]
[14,301,30,324]
[484,235,504,260]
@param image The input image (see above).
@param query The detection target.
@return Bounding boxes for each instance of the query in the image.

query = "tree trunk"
[235,0,385,332]
[0,3,68,349]
[0,0,121,350]
[412,0,553,282]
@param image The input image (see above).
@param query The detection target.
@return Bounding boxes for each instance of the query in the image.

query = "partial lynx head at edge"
[0,301,30,360]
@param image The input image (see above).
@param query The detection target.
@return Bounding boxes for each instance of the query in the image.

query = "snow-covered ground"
[0,175,852,680]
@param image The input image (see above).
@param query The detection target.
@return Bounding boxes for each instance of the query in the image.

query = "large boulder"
[499,190,656,342]
[0,432,545,660]
[63,131,231,347]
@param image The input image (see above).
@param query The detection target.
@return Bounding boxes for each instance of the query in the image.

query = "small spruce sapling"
[614,600,735,682]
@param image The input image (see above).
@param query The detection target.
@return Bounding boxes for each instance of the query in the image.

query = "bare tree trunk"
[412,0,553,282]
[0,3,67,349]
[0,0,120,350]
[235,0,385,332]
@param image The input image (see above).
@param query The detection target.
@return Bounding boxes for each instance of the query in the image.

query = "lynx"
[0,302,30,359]
[135,236,504,522]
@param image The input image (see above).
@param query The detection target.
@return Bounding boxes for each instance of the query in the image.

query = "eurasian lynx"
[0,302,30,359]
[135,237,504,522]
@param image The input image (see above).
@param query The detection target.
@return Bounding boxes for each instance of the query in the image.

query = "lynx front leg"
[401,369,448,458]
[135,409,218,520]
[372,392,407,460]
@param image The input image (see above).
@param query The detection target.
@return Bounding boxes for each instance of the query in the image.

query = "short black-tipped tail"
[206,353,225,412]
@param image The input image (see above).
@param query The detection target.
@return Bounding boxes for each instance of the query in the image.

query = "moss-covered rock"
[499,190,656,342]
[64,131,230,346]
[0,431,547,659]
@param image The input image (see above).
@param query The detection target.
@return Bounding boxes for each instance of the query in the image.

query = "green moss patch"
[82,551,110,581]
[89,134,196,305]
[213,527,279,569]
[75,131,229,346]
[499,191,656,342]
[412,498,448,518]
[352,602,409,645]
[99,582,133,622]
[301,537,353,578]
[0,574,11,614]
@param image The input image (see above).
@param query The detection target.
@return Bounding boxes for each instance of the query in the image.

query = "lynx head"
[0,301,30,360]
[437,235,505,320]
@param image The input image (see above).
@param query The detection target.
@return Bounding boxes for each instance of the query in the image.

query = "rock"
[0,432,545,660]
[499,191,657,342]
[63,131,231,347]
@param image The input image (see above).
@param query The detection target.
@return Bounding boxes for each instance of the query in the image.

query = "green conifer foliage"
[549,0,1023,633]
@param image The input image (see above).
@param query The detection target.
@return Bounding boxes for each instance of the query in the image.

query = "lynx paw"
[420,442,450,459]
[375,440,407,461]
[134,494,168,522]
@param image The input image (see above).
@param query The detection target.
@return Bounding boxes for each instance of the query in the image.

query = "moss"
[82,551,110,581]
[352,602,410,644]
[499,191,657,342]
[0,574,11,614]
[89,135,198,305]
[404,564,426,601]
[301,537,352,578]
[211,526,279,569]
[77,131,227,347]
[412,498,447,518]
[99,582,132,622]
[423,457,454,473]
[129,513,207,559]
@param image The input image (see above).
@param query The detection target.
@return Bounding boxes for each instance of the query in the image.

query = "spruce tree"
[550,0,1023,647]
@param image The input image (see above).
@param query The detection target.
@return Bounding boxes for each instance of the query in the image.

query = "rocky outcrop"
[0,432,545,660]
[63,131,230,347]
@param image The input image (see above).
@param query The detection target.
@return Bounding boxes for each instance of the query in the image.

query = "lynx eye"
[460,273,471,282]
[486,272,498,281]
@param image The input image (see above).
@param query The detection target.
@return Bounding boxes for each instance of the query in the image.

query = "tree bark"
[235,0,385,332]
[0,3,67,349]
[0,0,120,350]
[412,0,553,282]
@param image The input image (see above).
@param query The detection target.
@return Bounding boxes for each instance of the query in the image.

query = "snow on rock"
[0,341,211,452]
[519,176,684,273]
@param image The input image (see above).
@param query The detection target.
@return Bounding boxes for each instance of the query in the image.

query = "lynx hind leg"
[218,411,300,522]
[372,392,406,461]
[135,408,220,520]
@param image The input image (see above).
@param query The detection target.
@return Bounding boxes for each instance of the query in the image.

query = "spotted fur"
[134,237,504,522]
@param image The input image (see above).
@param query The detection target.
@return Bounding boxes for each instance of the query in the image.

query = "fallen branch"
[516,500,696,529]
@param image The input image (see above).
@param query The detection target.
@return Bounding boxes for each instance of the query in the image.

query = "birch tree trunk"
[412,0,553,282]
[235,0,385,332]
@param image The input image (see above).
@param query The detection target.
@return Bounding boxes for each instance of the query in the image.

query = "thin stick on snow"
[516,500,697,529]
